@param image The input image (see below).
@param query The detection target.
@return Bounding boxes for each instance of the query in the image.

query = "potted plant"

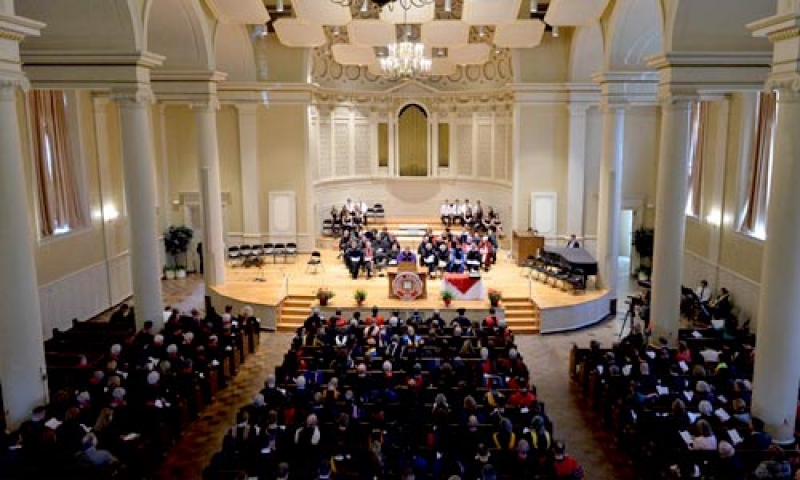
[441,290,454,307]
[316,288,335,306]
[637,266,652,282]
[354,289,367,306]
[163,265,176,280]
[164,225,194,277]
[632,228,654,277]
[488,289,502,307]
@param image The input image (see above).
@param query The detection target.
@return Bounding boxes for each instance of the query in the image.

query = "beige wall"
[257,104,309,235]
[514,104,569,231]
[516,32,572,83]
[217,105,243,234]
[622,105,660,228]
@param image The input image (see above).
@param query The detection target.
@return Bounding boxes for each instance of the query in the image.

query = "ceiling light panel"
[293,0,352,26]
[273,18,327,47]
[461,0,522,26]
[448,43,491,65]
[544,0,609,26]
[348,19,397,47]
[421,20,469,48]
[494,20,545,48]
[331,44,375,65]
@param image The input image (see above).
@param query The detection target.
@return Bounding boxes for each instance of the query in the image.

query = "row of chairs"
[525,254,586,292]
[322,203,386,236]
[228,242,297,266]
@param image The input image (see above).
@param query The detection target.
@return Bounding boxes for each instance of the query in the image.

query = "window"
[438,123,450,168]
[29,90,87,237]
[397,104,429,177]
[739,91,777,239]
[686,101,708,217]
[378,122,388,167]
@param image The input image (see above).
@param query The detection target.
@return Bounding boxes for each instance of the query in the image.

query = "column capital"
[767,73,800,101]
[234,102,259,115]
[0,77,28,100]
[568,102,591,116]
[111,87,156,106]
[189,96,221,111]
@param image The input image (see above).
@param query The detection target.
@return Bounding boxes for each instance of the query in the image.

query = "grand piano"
[538,246,598,288]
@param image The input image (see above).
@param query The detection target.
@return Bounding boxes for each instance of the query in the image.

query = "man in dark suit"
[566,234,580,248]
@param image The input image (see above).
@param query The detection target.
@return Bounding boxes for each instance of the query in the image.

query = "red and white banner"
[441,273,486,300]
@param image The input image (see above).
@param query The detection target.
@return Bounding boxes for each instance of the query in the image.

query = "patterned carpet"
[139,270,637,479]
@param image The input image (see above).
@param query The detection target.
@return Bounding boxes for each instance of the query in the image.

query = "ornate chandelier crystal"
[379,41,432,79]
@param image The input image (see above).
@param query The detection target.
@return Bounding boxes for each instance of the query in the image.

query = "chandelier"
[328,0,437,12]
[379,41,432,79]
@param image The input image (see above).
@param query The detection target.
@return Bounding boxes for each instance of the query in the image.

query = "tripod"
[618,301,637,338]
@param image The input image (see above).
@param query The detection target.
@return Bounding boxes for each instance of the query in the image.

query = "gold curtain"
[378,123,388,167]
[438,123,450,168]
[742,92,777,233]
[398,104,428,176]
[29,90,86,236]
[686,101,708,217]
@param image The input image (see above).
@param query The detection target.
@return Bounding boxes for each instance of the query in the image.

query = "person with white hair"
[76,432,118,467]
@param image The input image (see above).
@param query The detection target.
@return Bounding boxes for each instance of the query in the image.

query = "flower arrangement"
[354,289,367,304]
[488,289,502,306]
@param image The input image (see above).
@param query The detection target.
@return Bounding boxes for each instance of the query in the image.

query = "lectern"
[388,262,427,300]
[512,231,545,266]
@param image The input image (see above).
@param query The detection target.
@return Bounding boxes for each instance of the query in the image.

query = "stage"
[208,247,612,334]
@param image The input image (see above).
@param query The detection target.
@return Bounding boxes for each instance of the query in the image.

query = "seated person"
[709,287,732,319]
[466,244,482,273]
[396,246,417,264]
[449,244,465,273]
[421,242,437,277]
[566,234,581,248]
[440,199,451,226]
[345,242,363,280]
[362,241,374,279]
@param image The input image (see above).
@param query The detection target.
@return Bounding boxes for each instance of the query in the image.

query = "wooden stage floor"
[210,247,607,311]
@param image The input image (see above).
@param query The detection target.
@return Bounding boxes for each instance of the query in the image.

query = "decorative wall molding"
[683,249,761,327]
[38,252,132,339]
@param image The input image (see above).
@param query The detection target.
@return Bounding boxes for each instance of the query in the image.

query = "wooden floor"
[211,244,607,312]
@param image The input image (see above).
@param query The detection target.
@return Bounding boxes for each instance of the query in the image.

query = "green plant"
[164,225,194,269]
[441,290,454,301]
[354,289,367,302]
[488,289,502,304]
[316,288,335,300]
[632,228,655,262]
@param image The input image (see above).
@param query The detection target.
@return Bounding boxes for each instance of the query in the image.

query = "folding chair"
[273,243,286,263]
[285,242,298,262]
[306,251,324,273]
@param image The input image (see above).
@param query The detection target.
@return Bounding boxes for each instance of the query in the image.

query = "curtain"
[29,90,86,236]
[686,102,708,217]
[741,92,777,235]
[398,104,429,176]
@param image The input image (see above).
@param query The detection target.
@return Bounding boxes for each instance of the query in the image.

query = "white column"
[116,92,164,330]
[595,104,625,298]
[194,102,226,287]
[236,103,260,239]
[650,99,693,341]
[751,85,800,443]
[0,81,48,427]
[566,103,589,236]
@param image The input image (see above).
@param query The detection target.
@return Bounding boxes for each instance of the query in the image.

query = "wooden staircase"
[278,294,316,332]
[502,296,541,334]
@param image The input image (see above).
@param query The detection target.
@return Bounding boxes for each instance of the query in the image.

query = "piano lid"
[541,246,597,265]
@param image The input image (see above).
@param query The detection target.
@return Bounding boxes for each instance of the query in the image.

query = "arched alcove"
[398,104,429,177]
[215,24,257,82]
[145,0,215,71]
[665,0,775,53]
[570,22,604,81]
[605,0,663,70]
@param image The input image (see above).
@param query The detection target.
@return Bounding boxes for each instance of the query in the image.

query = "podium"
[388,262,427,300]
[512,231,545,266]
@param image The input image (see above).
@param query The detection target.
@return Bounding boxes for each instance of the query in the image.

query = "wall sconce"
[705,209,722,227]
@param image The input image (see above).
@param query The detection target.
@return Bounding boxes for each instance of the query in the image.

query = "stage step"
[502,296,541,334]
[278,295,316,332]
